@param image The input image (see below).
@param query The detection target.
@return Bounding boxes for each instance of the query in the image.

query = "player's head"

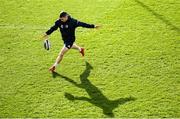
[59,11,69,22]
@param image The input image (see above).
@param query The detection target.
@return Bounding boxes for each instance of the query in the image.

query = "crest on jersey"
[65,25,68,28]
[60,24,68,28]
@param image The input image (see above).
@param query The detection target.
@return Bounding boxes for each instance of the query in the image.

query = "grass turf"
[0,0,179,118]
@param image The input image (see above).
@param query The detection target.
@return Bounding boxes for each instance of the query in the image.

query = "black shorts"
[64,40,74,49]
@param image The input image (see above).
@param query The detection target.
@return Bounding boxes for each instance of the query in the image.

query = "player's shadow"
[52,62,135,117]
[134,0,179,32]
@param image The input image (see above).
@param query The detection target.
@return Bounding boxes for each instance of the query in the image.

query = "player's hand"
[42,33,48,40]
[95,25,101,29]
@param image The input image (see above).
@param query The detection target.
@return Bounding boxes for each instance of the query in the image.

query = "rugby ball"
[44,39,51,50]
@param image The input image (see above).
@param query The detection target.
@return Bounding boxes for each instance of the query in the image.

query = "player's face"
[60,15,68,22]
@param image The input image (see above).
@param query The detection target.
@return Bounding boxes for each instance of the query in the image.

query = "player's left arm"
[75,19,100,29]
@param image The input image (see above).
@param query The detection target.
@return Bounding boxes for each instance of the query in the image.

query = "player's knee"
[59,52,64,57]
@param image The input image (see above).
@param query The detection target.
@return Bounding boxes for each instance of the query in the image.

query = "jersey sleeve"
[46,21,59,35]
[73,18,95,28]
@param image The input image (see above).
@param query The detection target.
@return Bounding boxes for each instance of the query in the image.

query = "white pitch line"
[0,24,49,30]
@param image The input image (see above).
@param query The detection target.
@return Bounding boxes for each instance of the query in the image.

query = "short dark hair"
[59,11,68,18]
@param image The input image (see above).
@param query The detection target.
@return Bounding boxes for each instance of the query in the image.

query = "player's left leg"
[71,43,81,51]
[71,43,85,56]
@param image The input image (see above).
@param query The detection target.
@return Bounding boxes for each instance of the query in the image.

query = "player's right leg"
[49,46,69,72]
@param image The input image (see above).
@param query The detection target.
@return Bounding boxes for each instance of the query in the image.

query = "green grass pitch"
[0,0,179,118]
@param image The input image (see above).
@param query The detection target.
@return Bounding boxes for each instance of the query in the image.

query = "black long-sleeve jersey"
[46,16,95,41]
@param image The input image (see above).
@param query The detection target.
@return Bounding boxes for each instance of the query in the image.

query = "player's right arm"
[42,21,59,39]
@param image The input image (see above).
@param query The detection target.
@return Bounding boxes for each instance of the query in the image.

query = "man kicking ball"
[43,11,100,72]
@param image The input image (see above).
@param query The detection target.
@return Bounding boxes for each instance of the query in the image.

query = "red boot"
[49,65,55,72]
[80,48,85,56]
